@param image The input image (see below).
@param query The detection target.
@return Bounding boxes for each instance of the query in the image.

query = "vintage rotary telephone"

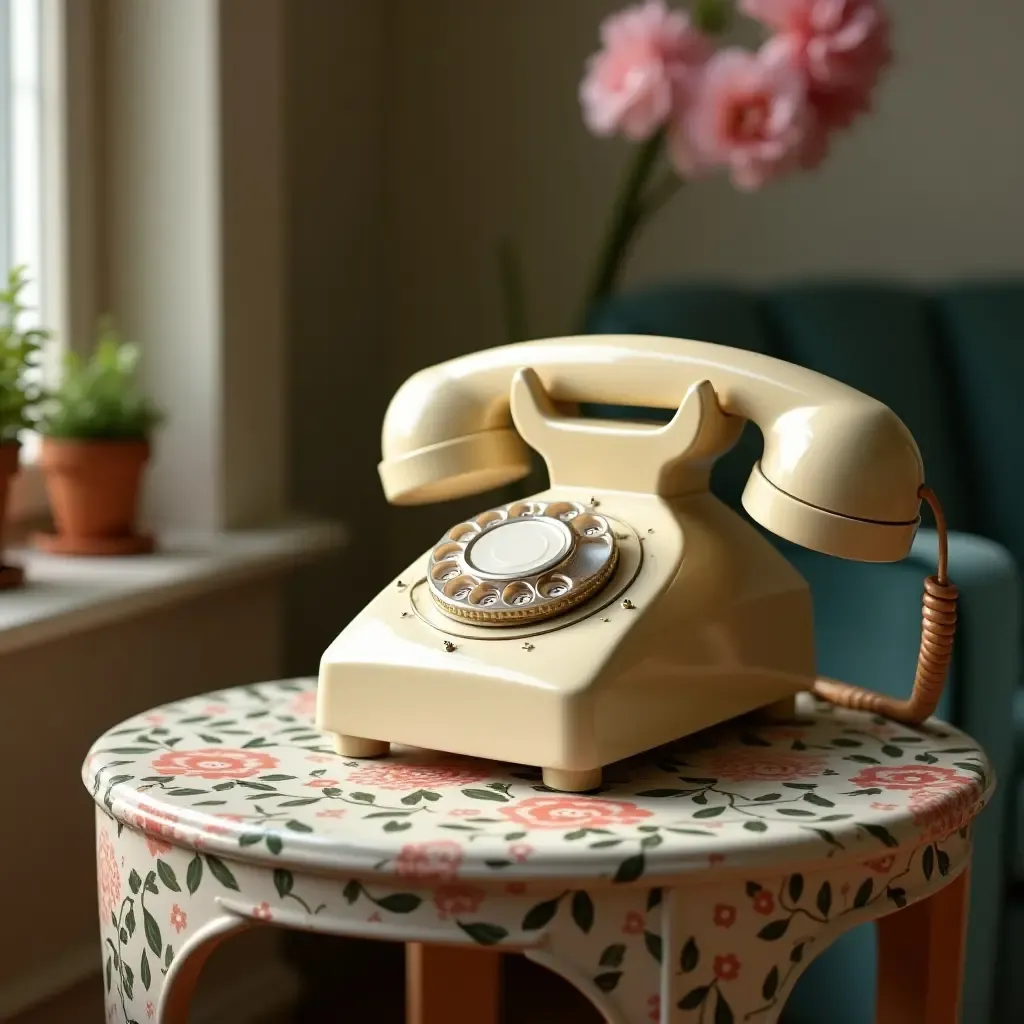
[317,336,957,792]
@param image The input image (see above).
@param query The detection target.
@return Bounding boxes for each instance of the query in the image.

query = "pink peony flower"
[581,0,710,140]
[169,904,188,934]
[745,0,891,166]
[150,747,279,780]
[395,841,463,882]
[670,45,808,190]
[433,884,486,920]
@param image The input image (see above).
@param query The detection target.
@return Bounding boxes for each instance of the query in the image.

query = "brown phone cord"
[811,486,958,725]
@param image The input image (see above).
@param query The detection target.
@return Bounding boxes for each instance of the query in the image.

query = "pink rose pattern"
[87,681,984,1024]
[83,681,988,884]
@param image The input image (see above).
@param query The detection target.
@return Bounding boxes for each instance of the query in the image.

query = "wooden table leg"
[406,943,501,1024]
[876,866,970,1024]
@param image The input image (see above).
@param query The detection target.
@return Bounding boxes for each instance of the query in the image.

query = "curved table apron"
[84,679,992,1024]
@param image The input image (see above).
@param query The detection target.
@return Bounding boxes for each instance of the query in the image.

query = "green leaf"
[643,930,662,963]
[804,827,845,850]
[143,908,162,956]
[589,839,623,849]
[788,874,804,903]
[286,819,314,833]
[273,869,294,898]
[783,782,818,790]
[678,985,710,1010]
[461,788,509,802]
[831,738,862,748]
[128,869,142,894]
[105,955,113,993]
[239,832,263,847]
[503,831,527,840]
[594,972,622,992]
[123,964,135,1000]
[401,791,424,805]
[343,880,361,904]
[679,776,717,784]
[757,918,790,941]
[816,881,832,918]
[753,792,782,802]
[266,834,283,855]
[844,754,881,764]
[791,942,805,962]
[259,774,296,782]
[680,936,700,972]
[599,943,626,968]
[860,823,899,848]
[692,805,725,819]
[854,878,873,908]
[144,871,158,894]
[743,820,768,833]
[484,859,512,869]
[164,945,174,967]
[570,891,594,934]
[456,921,508,946]
[377,893,423,914]
[205,855,240,890]
[635,788,690,798]
[186,853,203,894]
[613,853,645,884]
[937,849,951,876]
[881,745,904,758]
[745,881,762,896]
[776,808,815,817]
[140,950,151,991]
[125,907,136,938]
[888,887,907,909]
[522,898,560,930]
[156,861,180,892]
[383,820,413,833]
[647,888,662,911]
[349,792,375,803]
[915,753,939,764]
[922,845,935,880]
[641,834,663,849]
[715,990,735,1024]
[762,965,779,1000]
[803,793,835,808]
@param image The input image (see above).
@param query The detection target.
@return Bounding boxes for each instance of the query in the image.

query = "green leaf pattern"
[86,680,985,1021]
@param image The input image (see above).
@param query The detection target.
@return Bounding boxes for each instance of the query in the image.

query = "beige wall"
[381,0,1024,369]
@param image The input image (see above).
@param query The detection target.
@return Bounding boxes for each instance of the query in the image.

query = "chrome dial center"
[426,500,618,625]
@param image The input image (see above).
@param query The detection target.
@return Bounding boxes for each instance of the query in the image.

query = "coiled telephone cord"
[811,487,958,725]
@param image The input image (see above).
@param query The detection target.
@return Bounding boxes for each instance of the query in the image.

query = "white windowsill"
[0,518,346,656]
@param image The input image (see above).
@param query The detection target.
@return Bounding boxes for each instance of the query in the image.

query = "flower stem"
[576,130,669,332]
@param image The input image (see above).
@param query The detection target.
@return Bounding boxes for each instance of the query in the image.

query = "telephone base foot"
[334,735,390,758]
[543,767,602,793]
[756,695,798,723]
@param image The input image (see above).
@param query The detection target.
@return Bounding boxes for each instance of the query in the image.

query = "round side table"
[83,679,992,1024]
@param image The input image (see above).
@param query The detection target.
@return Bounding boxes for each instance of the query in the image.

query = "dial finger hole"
[468,584,501,607]
[502,581,535,607]
[475,509,507,528]
[572,513,609,539]
[448,522,481,543]
[507,501,546,518]
[443,574,479,601]
[431,559,462,583]
[537,573,573,599]
[545,501,584,522]
[432,541,463,562]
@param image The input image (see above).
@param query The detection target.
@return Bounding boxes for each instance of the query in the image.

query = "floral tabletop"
[84,678,991,887]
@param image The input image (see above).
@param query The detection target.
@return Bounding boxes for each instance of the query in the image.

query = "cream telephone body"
[317,336,955,792]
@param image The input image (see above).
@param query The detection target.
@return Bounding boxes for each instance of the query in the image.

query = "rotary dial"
[426,499,618,625]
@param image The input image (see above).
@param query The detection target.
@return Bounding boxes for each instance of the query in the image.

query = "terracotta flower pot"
[35,438,155,556]
[0,441,25,587]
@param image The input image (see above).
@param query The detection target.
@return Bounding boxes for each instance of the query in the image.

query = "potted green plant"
[0,266,48,587]
[35,320,164,556]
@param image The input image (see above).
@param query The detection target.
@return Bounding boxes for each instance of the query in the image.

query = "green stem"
[576,130,669,332]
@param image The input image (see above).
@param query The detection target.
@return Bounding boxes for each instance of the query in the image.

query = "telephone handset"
[317,335,957,792]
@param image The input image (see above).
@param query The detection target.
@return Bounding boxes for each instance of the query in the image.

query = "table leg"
[876,866,970,1024]
[406,943,501,1024]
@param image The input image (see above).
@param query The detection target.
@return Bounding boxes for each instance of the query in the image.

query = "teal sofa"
[586,282,1023,1024]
